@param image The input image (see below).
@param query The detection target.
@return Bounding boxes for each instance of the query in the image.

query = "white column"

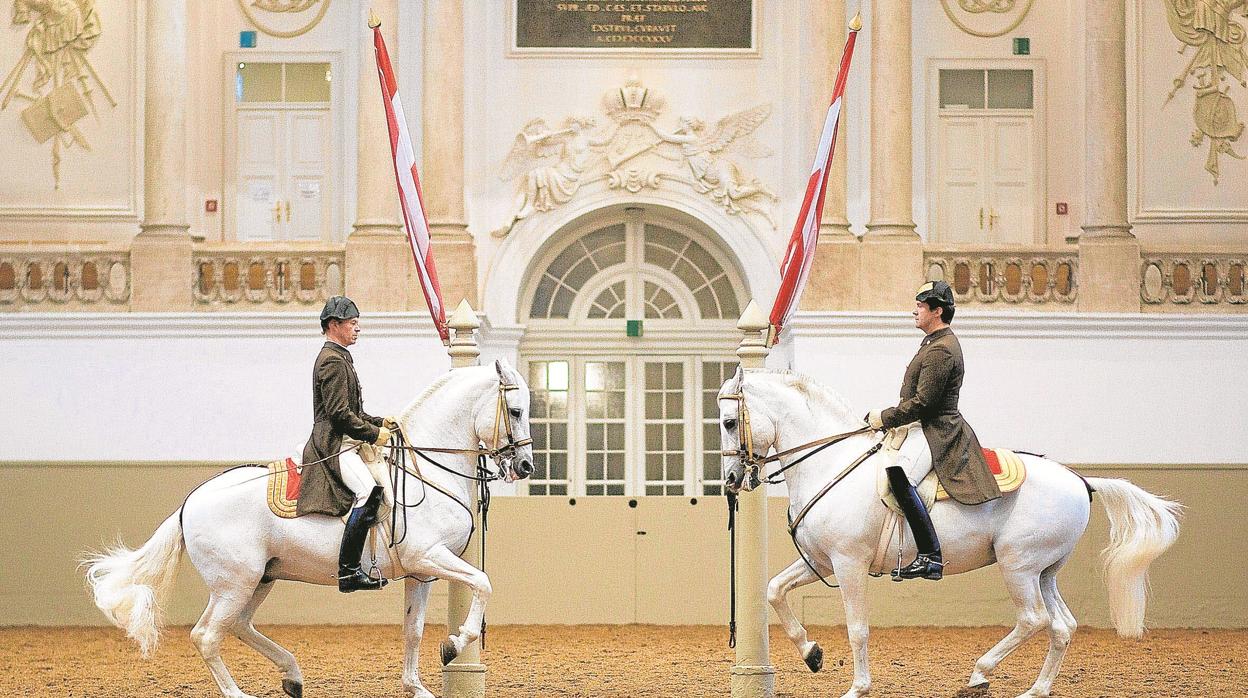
[131,0,191,310]
[730,300,774,698]
[863,0,916,240]
[444,299,485,698]
[813,0,851,241]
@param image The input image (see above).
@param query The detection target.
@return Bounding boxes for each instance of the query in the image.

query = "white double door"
[235,107,331,241]
[936,114,1037,244]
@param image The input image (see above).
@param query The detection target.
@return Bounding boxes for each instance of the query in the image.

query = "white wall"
[789,311,1248,464]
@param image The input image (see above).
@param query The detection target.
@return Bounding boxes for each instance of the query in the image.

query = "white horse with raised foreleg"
[718,368,1182,698]
[83,361,534,698]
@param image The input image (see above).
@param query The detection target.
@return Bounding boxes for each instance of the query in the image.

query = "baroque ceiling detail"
[939,0,1034,38]
[238,0,330,39]
[0,0,115,189]
[1163,0,1247,185]
[496,79,776,237]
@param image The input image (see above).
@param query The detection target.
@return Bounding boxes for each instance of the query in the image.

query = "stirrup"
[891,553,944,582]
[338,566,388,593]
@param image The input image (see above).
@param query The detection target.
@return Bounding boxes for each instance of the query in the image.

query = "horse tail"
[81,511,184,658]
[1086,477,1183,638]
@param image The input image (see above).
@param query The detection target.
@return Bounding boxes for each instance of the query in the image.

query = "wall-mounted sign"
[513,0,755,55]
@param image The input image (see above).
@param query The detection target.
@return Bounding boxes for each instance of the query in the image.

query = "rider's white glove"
[867,410,884,430]
[382,416,399,431]
[374,426,392,446]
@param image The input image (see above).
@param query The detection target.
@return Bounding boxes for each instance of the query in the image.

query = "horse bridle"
[719,386,876,490]
[386,379,533,472]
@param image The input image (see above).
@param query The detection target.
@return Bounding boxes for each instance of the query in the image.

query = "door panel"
[236,112,280,241]
[634,496,728,623]
[286,111,330,241]
[988,117,1035,244]
[936,117,986,243]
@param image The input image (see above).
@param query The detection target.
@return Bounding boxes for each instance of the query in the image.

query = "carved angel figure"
[1163,0,1248,183]
[654,105,777,222]
[500,116,608,221]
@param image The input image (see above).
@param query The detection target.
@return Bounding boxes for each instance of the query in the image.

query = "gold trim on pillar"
[237,0,331,39]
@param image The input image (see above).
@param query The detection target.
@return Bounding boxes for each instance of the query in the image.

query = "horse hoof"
[282,678,303,698]
[440,640,458,666]
[804,643,824,673]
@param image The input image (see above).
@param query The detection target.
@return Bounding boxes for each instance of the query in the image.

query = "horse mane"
[753,368,859,423]
[395,366,480,424]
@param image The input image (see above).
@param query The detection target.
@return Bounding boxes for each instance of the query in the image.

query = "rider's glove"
[866,410,884,430]
[374,426,392,446]
[382,416,399,430]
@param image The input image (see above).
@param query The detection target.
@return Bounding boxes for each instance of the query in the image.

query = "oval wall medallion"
[939,0,1035,38]
[238,0,331,39]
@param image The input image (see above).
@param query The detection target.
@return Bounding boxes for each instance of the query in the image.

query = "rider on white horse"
[866,280,1001,582]
[303,295,397,593]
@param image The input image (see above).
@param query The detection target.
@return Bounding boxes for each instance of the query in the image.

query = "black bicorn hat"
[320,295,360,327]
[915,280,956,308]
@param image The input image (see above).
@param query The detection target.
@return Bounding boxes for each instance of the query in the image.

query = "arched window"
[520,210,745,497]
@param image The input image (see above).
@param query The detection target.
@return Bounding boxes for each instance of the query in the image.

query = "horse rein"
[384,380,533,472]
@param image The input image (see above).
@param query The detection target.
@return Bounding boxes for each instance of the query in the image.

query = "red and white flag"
[768,17,861,344]
[371,21,449,343]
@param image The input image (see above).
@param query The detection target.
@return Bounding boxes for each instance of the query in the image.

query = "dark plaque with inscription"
[515,0,753,50]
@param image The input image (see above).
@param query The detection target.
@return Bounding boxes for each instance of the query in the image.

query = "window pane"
[284,62,331,102]
[585,361,627,496]
[939,69,985,109]
[526,360,570,495]
[987,69,1033,109]
[239,62,282,102]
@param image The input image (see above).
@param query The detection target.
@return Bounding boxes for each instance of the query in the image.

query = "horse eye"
[509,407,523,418]
[723,419,737,430]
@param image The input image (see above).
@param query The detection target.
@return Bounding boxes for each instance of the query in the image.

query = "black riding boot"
[338,486,388,593]
[886,466,944,581]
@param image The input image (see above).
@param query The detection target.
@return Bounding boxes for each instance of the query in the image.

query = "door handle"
[273,200,282,222]
[979,207,984,229]
[989,209,999,230]
[284,200,291,222]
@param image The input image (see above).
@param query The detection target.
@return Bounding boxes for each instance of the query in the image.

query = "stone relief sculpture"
[238,0,330,39]
[0,0,115,188]
[1163,0,1248,185]
[939,0,1034,38]
[496,79,775,236]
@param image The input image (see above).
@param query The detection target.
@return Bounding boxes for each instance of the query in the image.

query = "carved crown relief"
[495,79,776,237]
[1163,0,1247,185]
[0,0,115,188]
[939,0,1034,38]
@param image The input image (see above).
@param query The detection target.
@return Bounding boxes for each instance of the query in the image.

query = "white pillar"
[731,300,775,697]
[863,0,916,241]
[131,0,191,311]
[444,299,485,697]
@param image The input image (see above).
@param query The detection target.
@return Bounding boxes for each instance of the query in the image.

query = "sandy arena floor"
[1,624,1241,697]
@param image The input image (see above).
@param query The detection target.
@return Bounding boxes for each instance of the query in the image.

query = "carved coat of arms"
[496,79,776,236]
[1163,0,1248,184]
[0,0,115,188]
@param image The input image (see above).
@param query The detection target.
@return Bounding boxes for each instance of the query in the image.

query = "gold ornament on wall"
[1163,0,1248,185]
[940,0,1034,38]
[238,0,330,39]
[0,0,116,189]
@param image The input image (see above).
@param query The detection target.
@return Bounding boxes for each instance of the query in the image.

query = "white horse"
[83,361,534,698]
[718,368,1182,698]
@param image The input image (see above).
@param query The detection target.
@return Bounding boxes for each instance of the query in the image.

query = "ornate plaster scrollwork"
[496,79,776,236]
[1163,0,1248,185]
[939,0,1034,38]
[0,0,115,188]
[238,0,330,39]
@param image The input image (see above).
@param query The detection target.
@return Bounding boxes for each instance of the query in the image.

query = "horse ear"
[729,365,744,390]
[494,358,508,381]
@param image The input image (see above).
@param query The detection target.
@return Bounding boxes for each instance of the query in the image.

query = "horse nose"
[517,459,534,478]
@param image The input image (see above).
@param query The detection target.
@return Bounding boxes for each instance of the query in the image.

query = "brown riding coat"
[298,342,383,517]
[881,327,1001,505]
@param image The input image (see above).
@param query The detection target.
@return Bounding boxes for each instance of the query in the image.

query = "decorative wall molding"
[495,79,777,236]
[1161,0,1247,187]
[237,0,331,39]
[938,0,1034,38]
[789,310,1248,340]
[0,311,441,340]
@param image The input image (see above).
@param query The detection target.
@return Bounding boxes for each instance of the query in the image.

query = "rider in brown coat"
[301,296,397,592]
[867,281,1001,581]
